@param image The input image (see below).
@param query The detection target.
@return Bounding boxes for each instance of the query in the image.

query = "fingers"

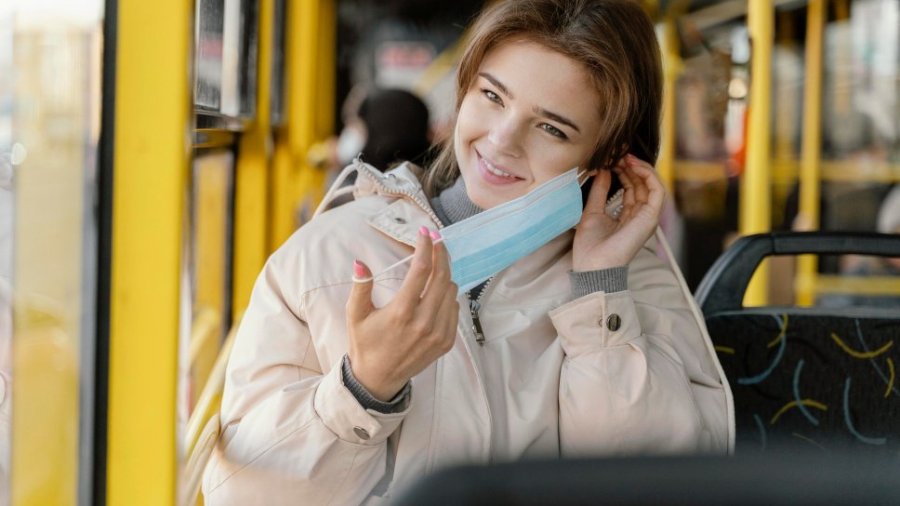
[582,168,612,215]
[625,156,650,204]
[420,284,459,355]
[627,156,665,217]
[439,288,460,352]
[347,260,375,324]
[420,230,454,310]
[396,226,435,307]
[615,161,636,210]
[614,155,664,222]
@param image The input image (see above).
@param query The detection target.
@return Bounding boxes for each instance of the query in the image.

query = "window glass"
[176,149,234,461]
[0,0,104,504]
[195,0,258,119]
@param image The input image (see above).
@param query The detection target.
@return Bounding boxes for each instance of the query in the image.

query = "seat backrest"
[696,232,900,453]
[708,309,900,453]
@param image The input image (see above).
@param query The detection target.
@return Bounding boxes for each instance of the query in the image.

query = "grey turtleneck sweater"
[342,176,628,413]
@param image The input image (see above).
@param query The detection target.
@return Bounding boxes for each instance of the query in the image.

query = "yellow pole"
[271,0,319,249]
[108,0,191,503]
[795,0,825,306]
[233,0,274,317]
[657,15,681,196]
[741,0,774,306]
[271,0,334,250]
[294,0,332,226]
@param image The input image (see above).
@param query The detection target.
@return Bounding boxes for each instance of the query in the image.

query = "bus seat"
[695,232,900,454]
[180,315,239,506]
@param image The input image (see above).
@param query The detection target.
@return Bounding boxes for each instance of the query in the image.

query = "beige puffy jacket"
[202,161,735,505]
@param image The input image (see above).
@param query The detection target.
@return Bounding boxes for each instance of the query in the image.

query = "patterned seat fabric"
[707,311,900,454]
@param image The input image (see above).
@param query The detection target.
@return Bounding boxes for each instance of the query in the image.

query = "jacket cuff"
[549,290,641,356]
[314,361,410,445]
[341,354,411,414]
[569,266,628,297]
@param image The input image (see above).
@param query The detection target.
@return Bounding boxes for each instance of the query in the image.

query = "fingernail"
[430,230,441,240]
[353,260,366,278]
[419,226,429,236]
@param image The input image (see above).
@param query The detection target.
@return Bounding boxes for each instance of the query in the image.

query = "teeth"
[483,158,514,178]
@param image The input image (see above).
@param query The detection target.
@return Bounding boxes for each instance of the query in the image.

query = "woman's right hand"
[346,226,459,401]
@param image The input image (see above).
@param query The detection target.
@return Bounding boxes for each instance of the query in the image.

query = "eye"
[540,123,568,140]
[481,88,503,105]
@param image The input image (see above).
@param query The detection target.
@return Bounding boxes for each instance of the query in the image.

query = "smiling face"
[454,40,603,209]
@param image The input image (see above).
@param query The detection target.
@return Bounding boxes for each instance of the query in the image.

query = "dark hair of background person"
[359,88,431,171]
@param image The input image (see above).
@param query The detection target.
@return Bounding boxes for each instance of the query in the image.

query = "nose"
[487,113,524,158]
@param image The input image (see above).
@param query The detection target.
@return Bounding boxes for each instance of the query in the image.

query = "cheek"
[455,96,484,141]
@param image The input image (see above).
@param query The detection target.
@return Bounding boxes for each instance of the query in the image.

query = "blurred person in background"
[309,86,432,210]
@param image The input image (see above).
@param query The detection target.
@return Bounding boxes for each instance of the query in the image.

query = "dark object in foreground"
[393,452,900,506]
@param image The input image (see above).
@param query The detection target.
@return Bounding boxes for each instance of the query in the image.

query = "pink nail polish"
[419,225,429,236]
[430,230,441,241]
[353,260,366,278]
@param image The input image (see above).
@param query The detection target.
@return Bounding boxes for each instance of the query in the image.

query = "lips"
[475,150,524,184]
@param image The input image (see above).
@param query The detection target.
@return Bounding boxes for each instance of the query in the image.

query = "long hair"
[423,0,662,197]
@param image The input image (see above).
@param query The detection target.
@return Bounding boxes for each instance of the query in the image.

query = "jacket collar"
[352,160,441,247]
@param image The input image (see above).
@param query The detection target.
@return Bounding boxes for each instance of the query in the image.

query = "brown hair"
[423,0,662,197]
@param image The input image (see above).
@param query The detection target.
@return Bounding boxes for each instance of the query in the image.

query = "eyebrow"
[477,72,582,134]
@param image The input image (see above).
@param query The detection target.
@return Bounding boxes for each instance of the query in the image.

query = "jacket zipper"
[359,164,446,228]
[467,277,494,346]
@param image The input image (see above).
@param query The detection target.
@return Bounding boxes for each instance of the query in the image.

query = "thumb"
[347,259,375,323]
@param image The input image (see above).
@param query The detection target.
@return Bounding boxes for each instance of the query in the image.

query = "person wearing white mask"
[203,1,734,504]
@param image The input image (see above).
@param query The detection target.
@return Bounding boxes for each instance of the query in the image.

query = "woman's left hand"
[572,154,665,272]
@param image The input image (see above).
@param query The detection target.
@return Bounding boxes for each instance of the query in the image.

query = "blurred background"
[0,0,897,505]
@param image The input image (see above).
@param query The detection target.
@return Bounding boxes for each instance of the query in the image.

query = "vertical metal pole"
[657,16,681,196]
[795,0,825,306]
[233,0,274,317]
[107,0,191,502]
[741,0,774,306]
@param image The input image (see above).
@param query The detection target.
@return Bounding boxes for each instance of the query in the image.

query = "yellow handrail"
[741,0,774,306]
[815,275,900,297]
[795,0,825,306]
[188,307,221,405]
[108,0,191,502]
[657,15,681,195]
[233,0,275,317]
[271,0,336,250]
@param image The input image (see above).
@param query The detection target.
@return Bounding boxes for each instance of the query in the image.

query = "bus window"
[0,1,104,504]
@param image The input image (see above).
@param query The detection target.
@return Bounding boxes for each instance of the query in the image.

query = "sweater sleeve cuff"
[341,354,411,414]
[569,266,628,297]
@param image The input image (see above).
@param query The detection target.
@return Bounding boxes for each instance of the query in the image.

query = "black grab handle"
[694,231,900,315]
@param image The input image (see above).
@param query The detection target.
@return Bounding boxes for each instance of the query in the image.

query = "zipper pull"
[468,298,486,345]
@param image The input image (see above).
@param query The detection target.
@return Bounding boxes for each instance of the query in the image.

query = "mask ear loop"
[576,168,595,186]
[313,156,364,219]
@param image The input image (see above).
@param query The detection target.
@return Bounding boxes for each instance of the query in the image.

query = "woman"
[203,1,734,504]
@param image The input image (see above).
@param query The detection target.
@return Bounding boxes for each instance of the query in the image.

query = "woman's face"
[454,40,603,209]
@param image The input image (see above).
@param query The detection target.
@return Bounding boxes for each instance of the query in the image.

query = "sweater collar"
[432,177,483,225]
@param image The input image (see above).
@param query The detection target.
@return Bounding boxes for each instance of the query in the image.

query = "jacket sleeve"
[550,245,719,456]
[202,252,408,506]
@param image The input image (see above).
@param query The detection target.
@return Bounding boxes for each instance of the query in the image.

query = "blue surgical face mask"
[372,167,622,295]
[439,167,583,293]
